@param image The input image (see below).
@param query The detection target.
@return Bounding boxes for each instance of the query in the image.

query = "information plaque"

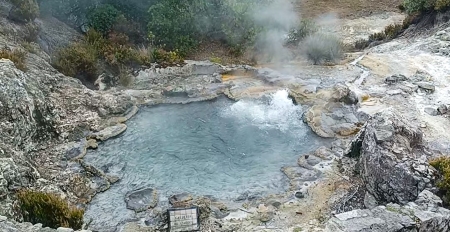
[168,207,200,232]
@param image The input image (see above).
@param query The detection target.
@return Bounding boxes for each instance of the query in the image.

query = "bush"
[430,157,450,204]
[152,48,183,65]
[87,4,121,35]
[303,33,343,65]
[0,46,27,71]
[435,0,450,10]
[9,0,39,23]
[286,20,317,46]
[17,190,84,229]
[53,42,98,80]
[403,0,435,13]
[23,22,40,42]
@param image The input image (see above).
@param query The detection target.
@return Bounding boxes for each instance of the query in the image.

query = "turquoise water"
[84,90,326,230]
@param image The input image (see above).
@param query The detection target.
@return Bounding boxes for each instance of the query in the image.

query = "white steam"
[222,90,304,132]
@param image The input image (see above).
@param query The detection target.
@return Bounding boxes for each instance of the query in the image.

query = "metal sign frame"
[168,206,200,232]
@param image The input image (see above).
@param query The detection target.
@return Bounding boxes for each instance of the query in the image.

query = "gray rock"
[169,193,193,206]
[210,205,230,219]
[281,166,321,181]
[92,124,127,141]
[385,74,407,84]
[56,228,74,232]
[332,83,358,105]
[425,107,438,116]
[364,192,378,209]
[438,104,448,114]
[326,191,450,232]
[416,82,436,92]
[295,191,305,199]
[347,110,435,204]
[125,188,158,213]
[305,103,363,138]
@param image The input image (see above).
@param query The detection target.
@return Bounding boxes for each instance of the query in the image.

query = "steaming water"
[83,90,326,229]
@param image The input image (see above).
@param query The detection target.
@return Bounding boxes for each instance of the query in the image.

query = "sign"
[168,207,200,232]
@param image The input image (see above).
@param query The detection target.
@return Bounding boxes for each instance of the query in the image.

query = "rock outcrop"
[325,190,450,232]
[347,110,436,204]
[0,55,134,218]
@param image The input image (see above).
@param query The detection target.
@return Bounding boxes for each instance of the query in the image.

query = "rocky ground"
[2,0,450,231]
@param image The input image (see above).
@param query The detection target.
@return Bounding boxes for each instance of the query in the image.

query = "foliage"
[53,40,98,80]
[87,4,120,35]
[402,0,439,13]
[37,0,95,26]
[435,0,450,10]
[152,48,183,65]
[209,56,223,64]
[0,46,27,71]
[23,22,40,42]
[21,41,36,53]
[430,157,450,204]
[9,0,40,22]
[286,20,317,46]
[303,33,343,65]
[355,23,406,50]
[17,190,84,229]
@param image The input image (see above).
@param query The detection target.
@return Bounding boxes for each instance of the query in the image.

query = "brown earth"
[297,0,403,19]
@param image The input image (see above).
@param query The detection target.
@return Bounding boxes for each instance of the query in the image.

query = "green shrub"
[430,157,450,204]
[17,190,84,229]
[152,48,183,65]
[23,22,40,42]
[53,42,98,80]
[87,4,121,35]
[403,0,435,13]
[435,0,450,10]
[303,33,343,65]
[286,20,317,46]
[0,46,27,71]
[9,0,39,23]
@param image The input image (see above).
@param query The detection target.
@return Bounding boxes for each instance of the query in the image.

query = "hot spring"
[83,90,327,229]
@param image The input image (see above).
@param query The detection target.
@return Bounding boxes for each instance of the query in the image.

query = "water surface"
[84,90,327,229]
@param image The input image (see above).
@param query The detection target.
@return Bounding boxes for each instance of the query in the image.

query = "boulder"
[416,82,436,93]
[331,83,358,105]
[347,110,435,204]
[92,124,127,141]
[424,107,439,116]
[325,190,450,232]
[124,188,158,213]
[304,102,363,138]
[438,104,448,115]
[169,193,193,206]
[385,74,407,84]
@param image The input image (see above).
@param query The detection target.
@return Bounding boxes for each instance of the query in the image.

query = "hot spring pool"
[83,90,327,229]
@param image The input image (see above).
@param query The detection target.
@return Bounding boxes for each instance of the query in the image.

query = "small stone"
[295,192,305,199]
[87,139,98,149]
[416,82,435,92]
[438,104,448,114]
[125,187,158,212]
[424,107,438,116]
[420,123,427,128]
[56,228,74,232]
[0,215,6,221]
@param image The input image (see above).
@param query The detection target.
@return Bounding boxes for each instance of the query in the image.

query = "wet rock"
[92,124,127,141]
[298,154,323,169]
[257,204,274,223]
[86,139,98,149]
[438,104,448,115]
[211,205,230,219]
[281,167,321,181]
[305,103,363,138]
[424,107,438,116]
[385,74,407,84]
[348,110,435,204]
[125,188,158,213]
[295,192,305,199]
[169,193,193,206]
[416,82,436,93]
[236,192,249,202]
